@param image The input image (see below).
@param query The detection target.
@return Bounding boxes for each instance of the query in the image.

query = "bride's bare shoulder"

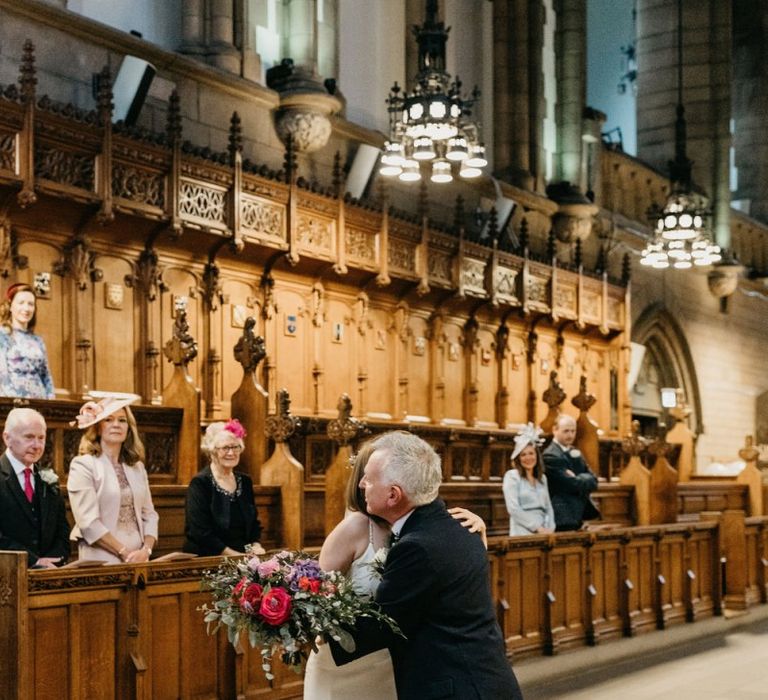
[319,511,370,572]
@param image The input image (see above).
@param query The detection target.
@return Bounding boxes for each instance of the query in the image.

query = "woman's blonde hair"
[78,406,145,466]
[344,440,377,514]
[0,283,37,332]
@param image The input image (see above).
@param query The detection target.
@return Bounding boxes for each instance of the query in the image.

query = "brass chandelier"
[640,0,720,270]
[379,0,486,184]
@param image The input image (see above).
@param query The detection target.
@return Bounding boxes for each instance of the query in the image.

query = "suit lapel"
[0,453,36,526]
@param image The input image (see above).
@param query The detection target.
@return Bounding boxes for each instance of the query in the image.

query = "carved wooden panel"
[271,287,311,415]
[179,177,227,227]
[582,279,603,325]
[623,533,657,635]
[493,263,520,305]
[387,236,417,276]
[427,249,453,287]
[241,194,286,245]
[461,257,487,297]
[34,144,94,190]
[501,543,546,657]
[526,265,551,313]
[344,226,377,269]
[607,291,624,329]
[553,279,578,319]
[439,320,465,426]
[0,130,15,173]
[474,326,498,427]
[587,536,623,643]
[405,314,430,422]
[112,162,165,207]
[657,530,687,627]
[547,539,588,651]
[296,213,335,259]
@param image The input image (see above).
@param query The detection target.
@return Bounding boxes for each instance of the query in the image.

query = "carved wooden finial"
[454,195,465,232]
[518,218,529,253]
[595,244,607,274]
[622,420,648,457]
[163,309,198,367]
[19,40,37,103]
[546,228,556,260]
[166,90,182,143]
[487,207,499,243]
[332,151,342,196]
[233,317,266,374]
[739,434,760,463]
[327,393,364,446]
[228,111,242,164]
[264,388,301,443]
[201,261,222,311]
[621,252,632,285]
[571,375,596,413]
[647,421,672,458]
[96,66,113,126]
[574,238,583,268]
[283,133,296,184]
[543,370,566,410]
[669,389,692,423]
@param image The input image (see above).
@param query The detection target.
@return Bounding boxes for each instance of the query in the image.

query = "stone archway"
[631,303,703,436]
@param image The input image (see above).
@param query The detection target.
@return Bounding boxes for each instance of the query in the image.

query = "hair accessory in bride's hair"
[511,422,544,461]
[223,418,247,440]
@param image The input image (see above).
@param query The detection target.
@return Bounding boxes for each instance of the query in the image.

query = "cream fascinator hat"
[71,391,141,430]
[511,422,545,461]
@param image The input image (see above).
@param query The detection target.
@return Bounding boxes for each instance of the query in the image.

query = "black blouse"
[182,466,262,556]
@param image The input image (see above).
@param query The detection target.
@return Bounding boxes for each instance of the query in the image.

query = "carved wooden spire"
[18,40,36,103]
[166,90,182,143]
[228,111,242,164]
[264,388,302,443]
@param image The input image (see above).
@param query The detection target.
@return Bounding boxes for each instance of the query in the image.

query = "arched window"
[631,303,702,436]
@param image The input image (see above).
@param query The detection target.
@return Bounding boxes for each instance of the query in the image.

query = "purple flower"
[247,556,261,572]
[285,558,323,591]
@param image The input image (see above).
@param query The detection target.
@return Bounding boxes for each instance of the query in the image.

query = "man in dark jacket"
[543,414,599,531]
[331,431,522,700]
[0,408,69,568]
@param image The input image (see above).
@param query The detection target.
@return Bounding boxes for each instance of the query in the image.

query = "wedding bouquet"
[201,550,401,680]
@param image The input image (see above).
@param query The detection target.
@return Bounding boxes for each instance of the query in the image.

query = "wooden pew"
[2,514,767,698]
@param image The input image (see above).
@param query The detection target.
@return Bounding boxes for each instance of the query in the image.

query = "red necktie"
[23,468,34,503]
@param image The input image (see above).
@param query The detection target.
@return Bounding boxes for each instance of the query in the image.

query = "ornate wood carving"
[264,389,302,443]
[112,163,165,207]
[54,233,102,290]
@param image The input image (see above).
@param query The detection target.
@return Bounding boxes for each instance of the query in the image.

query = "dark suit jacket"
[331,500,522,700]
[0,453,70,567]
[182,467,261,556]
[542,441,599,530]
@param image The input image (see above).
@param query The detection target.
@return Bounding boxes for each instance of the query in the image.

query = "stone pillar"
[180,0,206,56]
[556,0,587,186]
[494,0,536,189]
[208,0,241,73]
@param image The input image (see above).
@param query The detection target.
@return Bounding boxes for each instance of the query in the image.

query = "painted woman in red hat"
[0,283,54,399]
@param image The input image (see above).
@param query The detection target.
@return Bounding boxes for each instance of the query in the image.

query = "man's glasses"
[217,445,242,453]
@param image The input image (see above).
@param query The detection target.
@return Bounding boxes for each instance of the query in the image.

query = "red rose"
[232,577,248,601]
[298,576,311,591]
[259,587,292,625]
[309,579,321,594]
[240,583,264,613]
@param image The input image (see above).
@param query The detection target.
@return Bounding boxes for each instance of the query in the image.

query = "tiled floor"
[520,616,768,699]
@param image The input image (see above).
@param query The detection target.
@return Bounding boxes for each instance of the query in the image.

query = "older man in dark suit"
[543,414,599,531]
[331,431,522,700]
[0,408,69,568]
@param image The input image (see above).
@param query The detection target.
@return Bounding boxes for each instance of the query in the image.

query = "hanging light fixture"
[378,0,485,184]
[640,0,721,270]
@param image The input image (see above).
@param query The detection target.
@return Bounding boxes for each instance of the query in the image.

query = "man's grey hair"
[4,407,46,434]
[370,431,442,505]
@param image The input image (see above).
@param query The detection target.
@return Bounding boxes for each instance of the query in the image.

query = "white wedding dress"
[303,523,396,699]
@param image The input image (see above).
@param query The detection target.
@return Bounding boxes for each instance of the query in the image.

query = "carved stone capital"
[707,263,744,300]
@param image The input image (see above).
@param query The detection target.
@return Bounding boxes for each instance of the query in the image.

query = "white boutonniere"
[38,469,59,486]
[569,449,582,459]
[368,547,389,579]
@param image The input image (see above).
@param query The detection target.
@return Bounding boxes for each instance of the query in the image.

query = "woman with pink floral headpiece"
[183,419,264,557]
[502,423,555,536]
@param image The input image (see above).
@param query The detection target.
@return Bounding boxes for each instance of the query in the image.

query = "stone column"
[208,0,241,73]
[180,0,206,57]
[556,0,587,186]
[493,0,537,189]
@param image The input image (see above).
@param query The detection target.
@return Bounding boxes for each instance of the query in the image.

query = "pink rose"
[259,587,292,625]
[257,559,280,577]
[240,583,264,613]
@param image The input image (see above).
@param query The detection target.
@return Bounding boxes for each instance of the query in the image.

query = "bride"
[303,441,487,699]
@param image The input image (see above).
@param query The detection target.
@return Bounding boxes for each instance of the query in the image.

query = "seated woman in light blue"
[502,423,555,536]
[0,283,54,399]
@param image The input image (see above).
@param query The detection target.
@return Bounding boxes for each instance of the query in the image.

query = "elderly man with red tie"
[0,408,69,568]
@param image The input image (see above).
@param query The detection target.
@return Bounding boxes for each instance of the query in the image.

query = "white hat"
[511,422,544,461]
[71,391,140,430]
